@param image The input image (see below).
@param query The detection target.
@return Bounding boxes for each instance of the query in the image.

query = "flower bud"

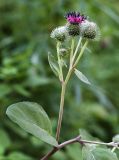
[59,48,69,57]
[50,26,68,42]
[80,21,100,40]
[66,23,80,36]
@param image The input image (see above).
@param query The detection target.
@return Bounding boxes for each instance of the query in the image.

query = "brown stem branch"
[41,135,119,160]
[41,135,81,160]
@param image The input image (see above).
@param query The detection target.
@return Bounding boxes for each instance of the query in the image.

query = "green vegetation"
[0,0,119,159]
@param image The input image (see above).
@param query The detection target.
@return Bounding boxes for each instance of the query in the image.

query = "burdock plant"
[6,12,119,160]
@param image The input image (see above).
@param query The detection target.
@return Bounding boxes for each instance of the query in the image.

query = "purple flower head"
[65,12,86,25]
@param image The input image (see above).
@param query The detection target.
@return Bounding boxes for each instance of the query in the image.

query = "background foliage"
[0,0,119,159]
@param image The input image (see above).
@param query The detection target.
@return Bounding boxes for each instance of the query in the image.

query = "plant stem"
[80,140,113,146]
[41,136,81,160]
[56,38,87,142]
[73,40,88,67]
[71,36,82,67]
[42,38,89,160]
[56,66,74,142]
[41,136,119,160]
[70,38,75,66]
[57,41,63,82]
[111,147,117,152]
[41,147,57,160]
[56,38,77,141]
[56,82,66,141]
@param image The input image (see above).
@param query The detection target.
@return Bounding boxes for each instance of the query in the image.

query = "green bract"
[66,23,80,36]
[80,21,100,40]
[50,26,68,42]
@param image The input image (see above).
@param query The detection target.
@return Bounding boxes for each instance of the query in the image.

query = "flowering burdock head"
[51,11,100,40]
[51,26,68,42]
[65,12,87,36]
[65,12,86,25]
[80,21,100,40]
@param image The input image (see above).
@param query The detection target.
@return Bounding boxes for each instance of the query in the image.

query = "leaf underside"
[6,102,58,147]
[74,69,91,85]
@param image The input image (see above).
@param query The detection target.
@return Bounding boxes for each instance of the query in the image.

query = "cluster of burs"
[51,12,100,43]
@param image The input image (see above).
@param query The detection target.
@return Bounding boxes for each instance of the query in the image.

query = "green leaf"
[82,146,95,160]
[0,129,11,155]
[79,129,95,141]
[113,134,119,143]
[74,69,91,85]
[82,146,118,160]
[0,84,12,98]
[66,144,83,160]
[13,84,30,97]
[48,52,59,76]
[8,152,34,160]
[6,102,58,147]
[30,136,44,147]
[93,147,118,160]
[5,120,28,138]
[52,151,66,160]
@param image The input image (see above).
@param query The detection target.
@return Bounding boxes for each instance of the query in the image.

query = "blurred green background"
[0,0,119,159]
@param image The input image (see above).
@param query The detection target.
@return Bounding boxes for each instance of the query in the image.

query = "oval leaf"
[113,134,119,143]
[6,102,58,147]
[82,146,118,160]
[79,129,95,141]
[74,69,91,85]
[92,147,118,160]
[82,147,95,160]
